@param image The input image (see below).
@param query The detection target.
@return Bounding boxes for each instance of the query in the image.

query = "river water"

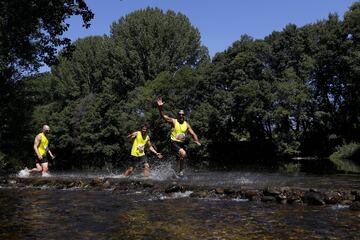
[1,166,360,239]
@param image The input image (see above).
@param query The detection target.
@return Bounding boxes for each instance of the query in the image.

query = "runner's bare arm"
[187,123,201,146]
[127,131,139,139]
[34,134,42,159]
[48,149,55,159]
[156,97,175,126]
[147,140,163,158]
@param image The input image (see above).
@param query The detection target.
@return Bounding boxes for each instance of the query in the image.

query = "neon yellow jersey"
[131,132,150,157]
[37,133,49,157]
[171,120,188,142]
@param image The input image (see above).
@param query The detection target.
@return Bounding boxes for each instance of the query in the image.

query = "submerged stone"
[261,196,277,202]
[303,191,325,205]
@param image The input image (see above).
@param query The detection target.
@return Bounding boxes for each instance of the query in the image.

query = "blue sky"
[42,0,356,71]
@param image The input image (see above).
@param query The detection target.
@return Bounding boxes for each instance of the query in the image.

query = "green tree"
[109,7,209,93]
[0,0,93,82]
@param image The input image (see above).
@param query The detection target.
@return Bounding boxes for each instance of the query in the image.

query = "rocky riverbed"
[2,176,360,210]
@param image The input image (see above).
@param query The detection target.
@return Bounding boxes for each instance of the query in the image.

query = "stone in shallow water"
[324,191,342,204]
[165,184,183,193]
[303,191,325,205]
[261,196,277,202]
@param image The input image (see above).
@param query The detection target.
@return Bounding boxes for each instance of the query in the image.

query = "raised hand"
[156,97,164,107]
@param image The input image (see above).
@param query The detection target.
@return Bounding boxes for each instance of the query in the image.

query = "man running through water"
[156,97,201,176]
[30,125,55,176]
[123,124,162,177]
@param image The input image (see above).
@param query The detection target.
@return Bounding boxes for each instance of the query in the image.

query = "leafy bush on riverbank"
[330,143,360,173]
[278,162,301,174]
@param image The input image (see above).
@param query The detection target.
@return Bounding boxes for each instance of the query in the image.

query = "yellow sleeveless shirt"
[171,120,188,142]
[131,132,150,157]
[37,133,49,157]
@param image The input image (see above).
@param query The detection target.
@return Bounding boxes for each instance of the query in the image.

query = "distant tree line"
[1,2,360,171]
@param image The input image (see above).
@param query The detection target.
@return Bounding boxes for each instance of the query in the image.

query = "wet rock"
[190,191,208,198]
[67,181,77,188]
[350,190,360,201]
[90,177,105,187]
[165,184,182,193]
[224,189,236,196]
[244,190,261,201]
[261,196,277,202]
[263,187,280,197]
[342,192,356,201]
[276,194,287,204]
[303,191,325,205]
[324,192,342,204]
[349,201,360,211]
[103,180,111,188]
[141,182,154,188]
[292,199,303,205]
[286,192,302,204]
[215,188,224,194]
[341,200,353,205]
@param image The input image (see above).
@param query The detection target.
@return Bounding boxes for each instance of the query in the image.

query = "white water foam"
[41,172,51,177]
[108,173,127,179]
[157,191,194,200]
[331,204,349,210]
[148,161,179,180]
[18,168,30,178]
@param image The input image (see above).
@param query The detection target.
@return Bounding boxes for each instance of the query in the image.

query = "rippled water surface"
[2,168,360,239]
[1,188,360,239]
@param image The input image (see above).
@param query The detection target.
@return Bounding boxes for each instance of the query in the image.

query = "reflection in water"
[1,188,360,239]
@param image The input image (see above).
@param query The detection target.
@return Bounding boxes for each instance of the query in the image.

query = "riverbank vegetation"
[1,1,360,171]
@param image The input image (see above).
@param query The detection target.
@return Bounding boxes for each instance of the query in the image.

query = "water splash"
[42,172,51,177]
[18,168,30,178]
[331,204,349,210]
[148,161,179,180]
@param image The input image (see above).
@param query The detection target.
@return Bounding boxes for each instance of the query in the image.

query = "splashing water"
[148,160,179,180]
[18,168,30,178]
[42,172,51,177]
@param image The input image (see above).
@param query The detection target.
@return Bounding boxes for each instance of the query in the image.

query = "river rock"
[349,201,360,211]
[215,187,224,194]
[224,189,236,196]
[303,190,325,205]
[90,177,105,187]
[350,190,360,201]
[340,200,353,205]
[261,196,277,202]
[190,191,208,198]
[102,180,111,188]
[244,190,261,201]
[324,191,342,204]
[276,193,287,204]
[263,187,281,197]
[342,191,356,201]
[165,184,183,193]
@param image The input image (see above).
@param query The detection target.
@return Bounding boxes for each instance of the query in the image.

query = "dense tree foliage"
[2,3,360,171]
[0,0,94,172]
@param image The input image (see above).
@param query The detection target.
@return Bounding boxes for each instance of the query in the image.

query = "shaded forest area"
[1,1,360,172]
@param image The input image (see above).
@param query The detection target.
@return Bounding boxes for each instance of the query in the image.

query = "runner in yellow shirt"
[157,97,201,177]
[123,124,162,177]
[30,125,55,176]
